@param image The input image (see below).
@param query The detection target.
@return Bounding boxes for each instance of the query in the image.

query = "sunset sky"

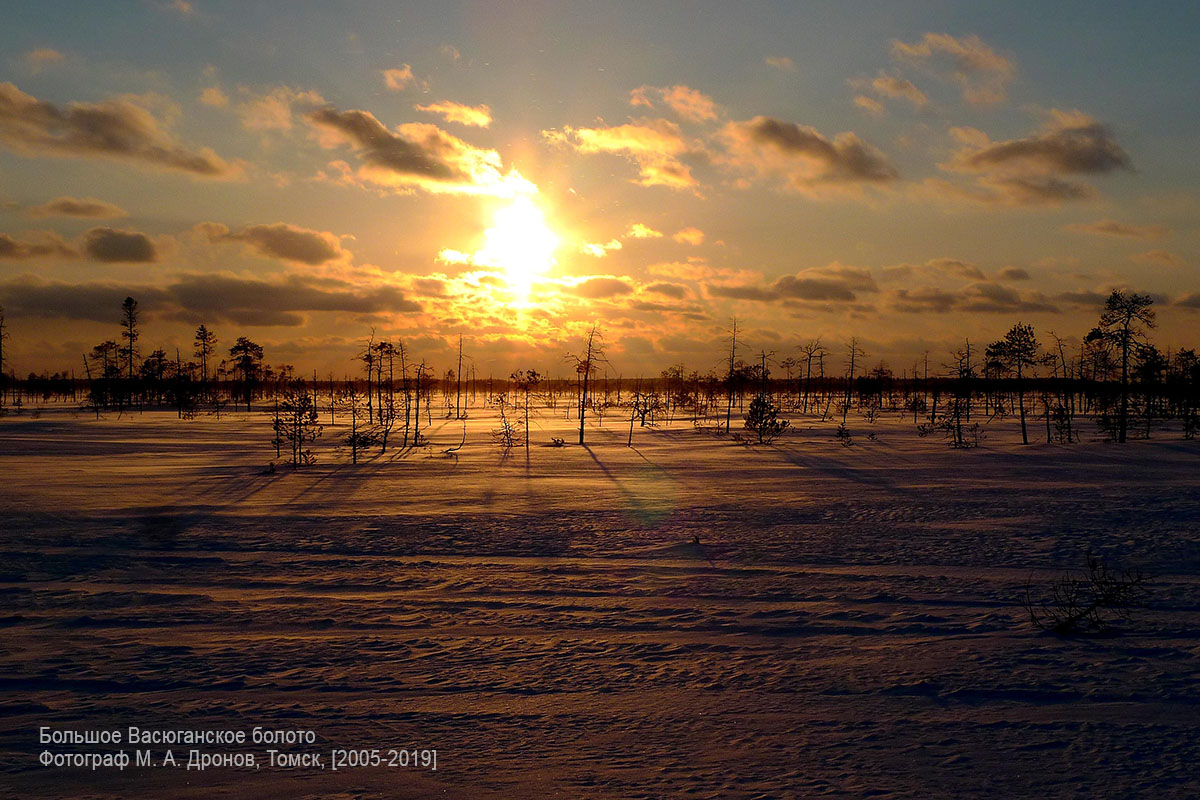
[1,1,1197,378]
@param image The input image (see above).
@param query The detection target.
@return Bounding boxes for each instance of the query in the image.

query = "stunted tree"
[229,336,264,410]
[277,379,323,467]
[510,369,542,449]
[0,305,8,407]
[843,337,866,422]
[1087,290,1156,443]
[567,326,605,445]
[987,323,1042,445]
[193,324,217,389]
[120,297,140,381]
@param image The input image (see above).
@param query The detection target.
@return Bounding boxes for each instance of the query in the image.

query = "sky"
[1,0,1198,379]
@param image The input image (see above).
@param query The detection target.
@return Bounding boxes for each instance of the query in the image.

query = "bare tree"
[566,326,605,445]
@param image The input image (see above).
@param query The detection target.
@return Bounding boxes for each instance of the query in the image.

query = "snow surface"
[2,404,1199,798]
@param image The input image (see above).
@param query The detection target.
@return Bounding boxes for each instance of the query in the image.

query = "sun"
[475,196,558,298]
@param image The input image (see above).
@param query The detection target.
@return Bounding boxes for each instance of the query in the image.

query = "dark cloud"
[83,227,157,263]
[643,282,689,299]
[0,277,170,322]
[723,116,897,184]
[203,222,347,265]
[890,282,1057,314]
[0,273,421,326]
[26,196,127,219]
[709,263,877,303]
[308,106,515,194]
[564,277,635,299]
[996,267,1031,281]
[961,118,1131,175]
[1176,293,1200,309]
[0,82,240,178]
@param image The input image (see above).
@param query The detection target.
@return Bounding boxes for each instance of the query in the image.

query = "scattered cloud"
[643,282,689,299]
[765,56,795,72]
[199,86,229,107]
[414,100,492,128]
[853,95,884,116]
[26,196,127,219]
[0,83,242,178]
[166,0,196,17]
[996,266,1031,281]
[939,111,1131,205]
[543,120,699,190]
[201,221,350,265]
[1065,219,1169,240]
[0,272,421,325]
[25,48,65,73]
[382,65,426,92]
[881,257,985,282]
[709,262,878,302]
[672,226,705,246]
[1131,249,1184,268]
[891,32,1015,105]
[579,239,622,257]
[0,231,75,260]
[439,44,462,63]
[629,85,719,123]
[891,282,1056,313]
[563,276,635,299]
[82,226,157,263]
[309,106,531,196]
[625,223,663,239]
[238,85,325,131]
[719,116,897,193]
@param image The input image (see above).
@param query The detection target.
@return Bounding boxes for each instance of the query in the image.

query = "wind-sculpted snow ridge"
[1,408,1198,798]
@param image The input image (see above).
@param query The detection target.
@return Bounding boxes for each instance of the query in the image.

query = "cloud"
[414,100,492,128]
[938,111,1132,205]
[851,72,929,112]
[0,277,171,322]
[199,86,229,107]
[202,222,349,265]
[238,86,325,131]
[765,56,795,72]
[382,65,426,92]
[26,196,127,219]
[543,120,699,190]
[25,48,65,72]
[955,111,1131,175]
[0,231,75,260]
[881,257,984,281]
[0,272,421,325]
[890,282,1057,313]
[709,262,878,302]
[0,83,241,178]
[644,282,689,299]
[719,116,897,192]
[996,266,1031,281]
[1176,293,1200,309]
[439,44,462,63]
[82,227,157,263]
[1065,219,1169,240]
[625,222,663,239]
[309,106,531,196]
[891,33,1015,105]
[853,96,884,116]
[1131,249,1184,268]
[672,226,705,246]
[579,239,622,257]
[166,0,196,17]
[563,276,635,298]
[629,85,718,123]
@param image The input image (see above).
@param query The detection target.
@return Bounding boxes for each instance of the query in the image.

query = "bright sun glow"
[474,197,558,299]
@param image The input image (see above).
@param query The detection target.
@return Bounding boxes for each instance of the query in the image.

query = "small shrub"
[1023,554,1149,636]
